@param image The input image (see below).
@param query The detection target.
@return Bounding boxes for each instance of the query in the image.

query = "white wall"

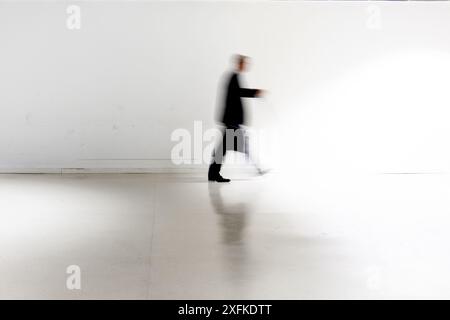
[1,1,450,173]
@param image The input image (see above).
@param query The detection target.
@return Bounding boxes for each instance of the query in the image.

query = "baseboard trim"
[0,166,259,174]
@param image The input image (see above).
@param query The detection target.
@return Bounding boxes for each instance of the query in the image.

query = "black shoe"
[208,175,230,183]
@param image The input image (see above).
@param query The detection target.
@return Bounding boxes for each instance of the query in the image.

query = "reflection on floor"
[1,172,450,299]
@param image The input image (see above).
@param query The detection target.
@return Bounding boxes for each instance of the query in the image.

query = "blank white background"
[1,1,450,173]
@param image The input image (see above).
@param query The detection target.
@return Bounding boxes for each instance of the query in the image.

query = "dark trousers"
[208,126,249,177]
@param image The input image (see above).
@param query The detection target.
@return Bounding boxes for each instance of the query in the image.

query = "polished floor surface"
[1,172,450,299]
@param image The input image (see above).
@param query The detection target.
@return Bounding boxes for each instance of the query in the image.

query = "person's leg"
[241,128,270,176]
[221,126,261,173]
[208,128,229,181]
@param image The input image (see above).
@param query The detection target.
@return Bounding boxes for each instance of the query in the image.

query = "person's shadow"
[208,183,250,283]
[208,183,249,245]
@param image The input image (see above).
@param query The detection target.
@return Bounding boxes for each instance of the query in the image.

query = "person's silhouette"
[208,55,265,183]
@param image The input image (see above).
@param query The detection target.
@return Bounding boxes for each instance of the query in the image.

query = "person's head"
[234,54,250,73]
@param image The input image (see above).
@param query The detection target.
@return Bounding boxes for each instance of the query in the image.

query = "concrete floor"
[1,172,450,299]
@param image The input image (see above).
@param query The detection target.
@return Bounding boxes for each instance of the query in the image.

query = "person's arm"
[239,88,260,98]
[233,74,262,98]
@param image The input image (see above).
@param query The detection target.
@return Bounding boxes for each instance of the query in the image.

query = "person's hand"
[256,89,266,97]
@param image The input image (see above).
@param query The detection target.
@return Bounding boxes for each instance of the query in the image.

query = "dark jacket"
[220,73,259,127]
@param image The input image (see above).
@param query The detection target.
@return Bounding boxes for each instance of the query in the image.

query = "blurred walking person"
[208,55,265,183]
